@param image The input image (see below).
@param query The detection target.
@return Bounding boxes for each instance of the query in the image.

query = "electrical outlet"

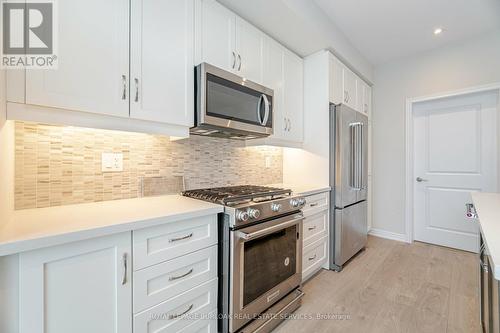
[265,156,272,168]
[102,153,123,172]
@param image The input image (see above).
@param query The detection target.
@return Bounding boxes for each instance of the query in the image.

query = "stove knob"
[298,198,306,206]
[248,208,261,219]
[271,203,282,212]
[290,199,300,208]
[236,210,249,222]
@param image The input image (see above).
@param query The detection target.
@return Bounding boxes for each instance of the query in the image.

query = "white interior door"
[413,90,498,252]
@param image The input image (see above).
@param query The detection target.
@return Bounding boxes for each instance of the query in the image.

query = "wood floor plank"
[274,236,481,333]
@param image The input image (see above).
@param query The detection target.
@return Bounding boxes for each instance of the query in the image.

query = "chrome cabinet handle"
[232,51,236,69]
[121,75,127,100]
[169,233,193,243]
[416,177,428,183]
[121,253,128,285]
[307,226,317,231]
[134,78,139,102]
[465,203,478,219]
[237,54,241,71]
[284,117,288,131]
[308,254,317,261]
[168,304,194,320]
[169,268,194,281]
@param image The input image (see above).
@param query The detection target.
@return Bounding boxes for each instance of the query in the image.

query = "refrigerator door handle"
[359,123,364,190]
[349,123,356,189]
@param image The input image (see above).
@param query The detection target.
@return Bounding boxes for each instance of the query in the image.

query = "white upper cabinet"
[195,0,263,82]
[26,0,130,118]
[262,37,285,140]
[130,0,194,126]
[195,0,235,71]
[283,49,304,143]
[234,17,263,83]
[342,66,357,110]
[329,53,370,115]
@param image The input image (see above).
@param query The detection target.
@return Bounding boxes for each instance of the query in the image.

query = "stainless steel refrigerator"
[329,103,368,272]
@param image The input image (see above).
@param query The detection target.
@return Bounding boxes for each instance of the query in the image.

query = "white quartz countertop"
[0,195,223,256]
[472,192,500,280]
[268,183,331,197]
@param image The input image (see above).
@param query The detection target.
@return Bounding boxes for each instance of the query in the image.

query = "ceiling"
[313,0,500,65]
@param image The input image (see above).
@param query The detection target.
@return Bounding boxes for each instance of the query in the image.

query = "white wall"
[372,29,500,236]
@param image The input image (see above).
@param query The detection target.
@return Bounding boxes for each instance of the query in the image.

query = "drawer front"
[303,210,328,247]
[178,310,217,333]
[133,215,217,270]
[134,246,217,313]
[302,192,329,217]
[134,278,217,333]
[302,236,328,281]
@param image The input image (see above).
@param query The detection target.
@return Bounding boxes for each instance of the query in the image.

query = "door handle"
[237,54,242,71]
[121,253,128,285]
[416,177,428,183]
[232,51,236,69]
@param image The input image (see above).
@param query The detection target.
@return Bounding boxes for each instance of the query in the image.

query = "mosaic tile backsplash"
[14,121,283,209]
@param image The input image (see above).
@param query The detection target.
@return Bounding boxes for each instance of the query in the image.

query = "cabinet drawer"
[133,215,217,270]
[134,278,217,333]
[134,246,217,313]
[178,310,217,333]
[302,192,329,217]
[302,236,328,281]
[303,210,328,247]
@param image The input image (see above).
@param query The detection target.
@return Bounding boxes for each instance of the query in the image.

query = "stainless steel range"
[183,185,306,333]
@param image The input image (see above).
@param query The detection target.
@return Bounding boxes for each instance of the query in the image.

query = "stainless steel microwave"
[192,63,274,139]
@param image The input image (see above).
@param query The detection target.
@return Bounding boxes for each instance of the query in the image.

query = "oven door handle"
[237,213,303,241]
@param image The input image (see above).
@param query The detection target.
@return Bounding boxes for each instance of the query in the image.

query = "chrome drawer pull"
[169,233,193,243]
[169,268,194,281]
[169,304,194,320]
[308,254,317,261]
[309,203,318,207]
[307,226,317,231]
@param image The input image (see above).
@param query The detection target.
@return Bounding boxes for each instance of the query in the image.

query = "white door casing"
[413,90,498,252]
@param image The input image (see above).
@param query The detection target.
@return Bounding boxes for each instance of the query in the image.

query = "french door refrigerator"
[329,103,368,271]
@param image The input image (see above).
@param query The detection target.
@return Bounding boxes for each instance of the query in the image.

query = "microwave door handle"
[257,94,269,126]
[262,94,270,125]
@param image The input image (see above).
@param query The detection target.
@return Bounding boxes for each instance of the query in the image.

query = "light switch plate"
[102,153,123,172]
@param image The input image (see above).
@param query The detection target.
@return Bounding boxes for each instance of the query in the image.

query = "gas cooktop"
[182,185,292,206]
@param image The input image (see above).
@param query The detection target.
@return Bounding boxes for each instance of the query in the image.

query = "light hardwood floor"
[275,236,480,333]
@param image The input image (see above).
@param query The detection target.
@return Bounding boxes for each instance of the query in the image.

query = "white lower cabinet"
[301,191,329,282]
[133,278,217,333]
[15,213,219,333]
[18,232,133,333]
[302,236,328,281]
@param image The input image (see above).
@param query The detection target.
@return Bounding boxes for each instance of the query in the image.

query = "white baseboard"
[368,228,408,243]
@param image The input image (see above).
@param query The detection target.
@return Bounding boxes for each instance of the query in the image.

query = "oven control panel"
[232,196,306,226]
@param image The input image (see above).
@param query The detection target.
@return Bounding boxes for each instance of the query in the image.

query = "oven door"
[195,63,274,137]
[229,212,303,332]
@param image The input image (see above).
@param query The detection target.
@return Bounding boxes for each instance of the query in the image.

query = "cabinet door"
[130,0,194,126]
[19,233,132,333]
[329,55,343,105]
[195,0,235,72]
[364,84,372,117]
[26,0,129,117]
[342,66,357,110]
[283,49,303,143]
[235,17,263,83]
[262,37,285,140]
